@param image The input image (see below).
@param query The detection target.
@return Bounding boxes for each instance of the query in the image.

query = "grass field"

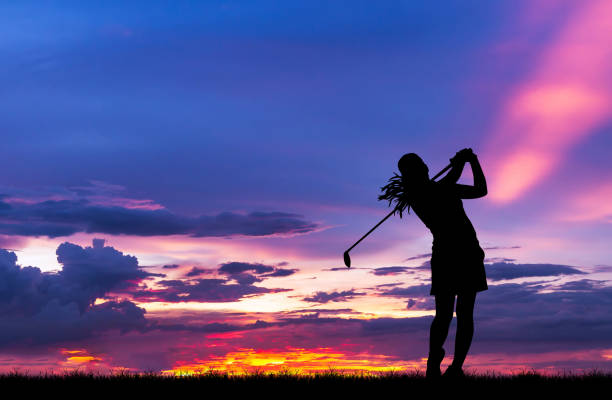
[2,369,611,397]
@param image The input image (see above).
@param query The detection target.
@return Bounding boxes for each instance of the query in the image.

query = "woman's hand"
[450,148,475,165]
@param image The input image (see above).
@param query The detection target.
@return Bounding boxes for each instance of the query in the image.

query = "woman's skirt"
[429,238,488,296]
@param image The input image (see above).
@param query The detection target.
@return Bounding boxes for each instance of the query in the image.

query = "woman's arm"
[438,159,465,184]
[456,152,487,199]
[437,150,468,184]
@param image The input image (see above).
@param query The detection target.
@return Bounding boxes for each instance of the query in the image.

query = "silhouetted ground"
[2,369,610,397]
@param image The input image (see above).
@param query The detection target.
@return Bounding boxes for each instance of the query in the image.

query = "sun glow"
[60,349,102,366]
[163,348,422,375]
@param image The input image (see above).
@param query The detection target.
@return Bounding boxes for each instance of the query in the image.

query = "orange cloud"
[483,0,612,203]
[163,347,421,375]
[60,349,102,366]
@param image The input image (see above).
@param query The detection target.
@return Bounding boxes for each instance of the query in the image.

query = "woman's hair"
[378,153,428,218]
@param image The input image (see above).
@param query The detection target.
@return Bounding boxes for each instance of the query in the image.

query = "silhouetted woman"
[397,148,488,378]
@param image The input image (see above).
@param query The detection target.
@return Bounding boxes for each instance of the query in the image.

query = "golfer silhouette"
[397,148,488,378]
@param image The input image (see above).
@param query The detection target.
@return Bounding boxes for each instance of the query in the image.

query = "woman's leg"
[452,291,477,369]
[427,294,455,375]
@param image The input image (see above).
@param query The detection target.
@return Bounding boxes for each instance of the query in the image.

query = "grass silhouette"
[1,368,610,396]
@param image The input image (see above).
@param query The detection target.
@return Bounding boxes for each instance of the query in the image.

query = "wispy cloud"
[484,1,612,203]
[556,182,612,223]
[0,198,320,238]
[302,289,367,304]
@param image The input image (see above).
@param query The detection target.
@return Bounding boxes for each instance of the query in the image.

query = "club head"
[343,251,351,268]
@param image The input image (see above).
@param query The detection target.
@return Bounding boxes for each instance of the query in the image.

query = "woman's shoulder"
[429,180,461,202]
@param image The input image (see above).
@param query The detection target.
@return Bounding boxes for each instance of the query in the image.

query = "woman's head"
[398,153,429,184]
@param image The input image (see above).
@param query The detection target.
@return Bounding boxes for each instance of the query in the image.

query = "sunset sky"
[1,0,611,374]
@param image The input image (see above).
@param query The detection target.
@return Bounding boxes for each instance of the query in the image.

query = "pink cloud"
[483,0,612,203]
[556,182,612,223]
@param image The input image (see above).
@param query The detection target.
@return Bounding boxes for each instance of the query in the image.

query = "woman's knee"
[456,292,476,318]
[433,311,453,326]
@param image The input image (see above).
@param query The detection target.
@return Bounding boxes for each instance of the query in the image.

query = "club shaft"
[431,163,452,181]
[345,208,396,253]
[344,163,452,254]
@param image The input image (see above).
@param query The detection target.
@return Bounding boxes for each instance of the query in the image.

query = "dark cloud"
[483,245,521,250]
[218,261,298,280]
[472,282,612,351]
[281,308,360,316]
[149,319,273,334]
[485,262,586,281]
[0,300,147,349]
[0,241,150,349]
[56,240,157,311]
[232,273,263,285]
[184,267,210,277]
[484,257,516,263]
[302,289,366,304]
[553,279,606,291]
[323,267,370,271]
[593,265,612,273]
[132,277,290,303]
[162,264,180,269]
[403,246,520,263]
[218,262,275,275]
[377,284,431,297]
[0,200,319,238]
[403,253,432,261]
[370,266,413,276]
[192,211,319,237]
[132,261,297,302]
[375,284,434,310]
[374,282,403,288]
[369,276,612,354]
[263,268,298,277]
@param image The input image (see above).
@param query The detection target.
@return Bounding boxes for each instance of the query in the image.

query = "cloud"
[281,308,361,317]
[218,262,275,275]
[55,240,159,310]
[376,284,432,298]
[127,272,612,371]
[0,199,320,238]
[0,241,150,349]
[370,266,413,276]
[218,261,298,280]
[184,267,210,277]
[132,261,298,303]
[373,277,612,349]
[0,300,147,349]
[472,281,612,350]
[484,257,516,263]
[263,268,298,277]
[556,183,612,223]
[553,279,606,291]
[403,253,432,262]
[302,289,366,304]
[483,0,612,203]
[132,278,290,303]
[485,262,586,281]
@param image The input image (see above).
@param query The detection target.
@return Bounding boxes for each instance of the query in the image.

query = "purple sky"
[0,0,611,374]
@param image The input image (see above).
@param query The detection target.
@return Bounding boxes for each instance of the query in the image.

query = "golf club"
[343,162,452,268]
